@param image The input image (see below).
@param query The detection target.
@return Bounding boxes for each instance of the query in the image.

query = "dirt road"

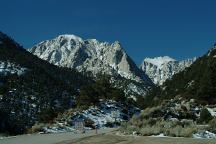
[58,133,216,144]
[1,129,216,144]
[0,128,115,144]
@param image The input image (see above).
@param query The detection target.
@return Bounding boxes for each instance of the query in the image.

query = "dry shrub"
[27,123,47,133]
[129,115,143,127]
[139,126,162,136]
[165,126,197,137]
[120,122,140,135]
[140,106,162,119]
[208,118,216,133]
[120,104,200,137]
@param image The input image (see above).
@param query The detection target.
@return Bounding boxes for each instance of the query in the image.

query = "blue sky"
[0,0,215,65]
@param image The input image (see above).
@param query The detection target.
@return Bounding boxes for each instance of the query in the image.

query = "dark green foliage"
[0,32,92,134]
[135,95,146,109]
[109,89,125,102]
[104,122,115,127]
[198,108,213,124]
[143,45,216,107]
[0,32,131,134]
[132,86,162,109]
[77,84,100,107]
[84,119,95,129]
[77,75,126,107]
[38,107,58,123]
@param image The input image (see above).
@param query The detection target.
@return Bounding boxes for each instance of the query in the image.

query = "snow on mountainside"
[140,56,196,85]
[29,34,153,96]
[29,34,150,83]
[0,61,27,76]
[208,43,216,57]
[41,100,140,133]
[144,56,176,69]
[0,31,95,135]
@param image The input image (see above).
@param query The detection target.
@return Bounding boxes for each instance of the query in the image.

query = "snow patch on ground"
[43,100,140,133]
[193,131,216,139]
[150,133,168,137]
[70,101,140,128]
[207,108,216,116]
[42,125,75,134]
[0,61,27,76]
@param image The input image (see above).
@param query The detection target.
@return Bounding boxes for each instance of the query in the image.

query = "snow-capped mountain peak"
[144,56,176,69]
[140,56,196,85]
[29,34,153,96]
[57,34,84,43]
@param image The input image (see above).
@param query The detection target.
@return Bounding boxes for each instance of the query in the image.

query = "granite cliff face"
[140,56,196,85]
[29,34,153,96]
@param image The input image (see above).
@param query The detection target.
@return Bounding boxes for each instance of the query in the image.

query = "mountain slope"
[0,32,144,135]
[0,32,92,134]
[140,56,196,85]
[28,35,153,96]
[145,44,216,106]
[121,44,216,138]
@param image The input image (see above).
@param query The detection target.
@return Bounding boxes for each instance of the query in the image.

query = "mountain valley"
[0,31,216,140]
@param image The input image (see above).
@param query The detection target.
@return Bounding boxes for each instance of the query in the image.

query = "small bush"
[165,125,197,137]
[140,126,161,136]
[129,115,143,127]
[120,117,199,137]
[181,119,194,127]
[209,118,216,133]
[140,106,162,119]
[181,127,197,137]
[27,123,46,133]
[198,108,213,124]
[119,122,140,135]
[84,119,95,129]
[104,122,114,127]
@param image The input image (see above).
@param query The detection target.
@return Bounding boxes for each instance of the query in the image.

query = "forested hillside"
[0,32,93,134]
[144,44,216,107]
[0,32,134,134]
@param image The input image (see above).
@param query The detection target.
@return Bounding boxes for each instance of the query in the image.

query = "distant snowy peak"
[140,56,196,85]
[58,34,84,43]
[29,34,152,86]
[207,43,216,57]
[144,56,176,69]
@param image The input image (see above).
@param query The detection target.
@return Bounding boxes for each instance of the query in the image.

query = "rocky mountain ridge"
[29,35,151,84]
[144,44,216,107]
[29,34,153,96]
[140,56,196,85]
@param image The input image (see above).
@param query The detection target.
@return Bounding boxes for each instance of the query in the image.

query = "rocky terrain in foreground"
[32,100,140,134]
[120,97,216,138]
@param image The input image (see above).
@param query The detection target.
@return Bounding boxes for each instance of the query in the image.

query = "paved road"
[0,128,115,144]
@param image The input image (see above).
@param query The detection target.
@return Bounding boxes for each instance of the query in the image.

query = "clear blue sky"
[0,0,215,65]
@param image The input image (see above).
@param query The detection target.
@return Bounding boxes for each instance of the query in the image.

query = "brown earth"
[58,133,216,144]
[1,129,216,144]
